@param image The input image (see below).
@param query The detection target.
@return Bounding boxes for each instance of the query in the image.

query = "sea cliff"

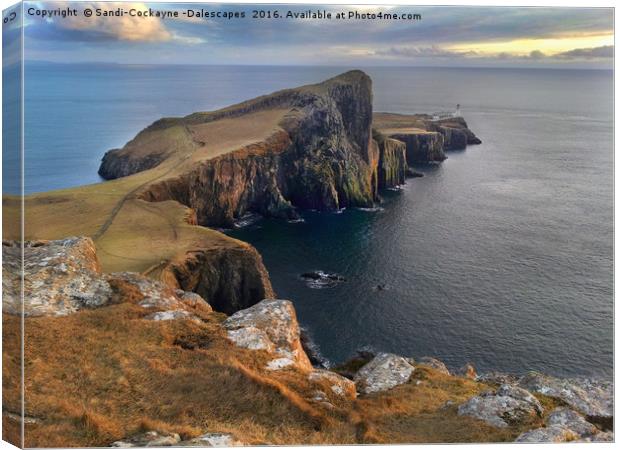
[99,71,481,227]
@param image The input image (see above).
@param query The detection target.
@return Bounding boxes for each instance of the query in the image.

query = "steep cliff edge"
[100,71,381,227]
[373,112,481,164]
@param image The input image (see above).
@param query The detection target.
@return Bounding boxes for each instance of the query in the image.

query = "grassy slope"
[3,297,560,447]
[2,109,288,274]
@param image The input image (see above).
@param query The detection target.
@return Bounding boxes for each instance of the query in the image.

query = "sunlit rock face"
[2,237,112,317]
[457,384,543,428]
[224,298,312,371]
[354,352,415,394]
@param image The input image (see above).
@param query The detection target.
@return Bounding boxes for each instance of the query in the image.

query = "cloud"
[375,45,478,58]
[25,2,173,42]
[555,45,613,59]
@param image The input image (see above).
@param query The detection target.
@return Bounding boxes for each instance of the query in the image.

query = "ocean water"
[20,64,613,377]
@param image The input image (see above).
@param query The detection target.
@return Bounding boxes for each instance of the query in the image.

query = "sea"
[12,63,613,377]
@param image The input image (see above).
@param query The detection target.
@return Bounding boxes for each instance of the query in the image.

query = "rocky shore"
[3,71,612,447]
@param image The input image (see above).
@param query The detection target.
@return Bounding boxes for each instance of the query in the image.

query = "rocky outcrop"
[386,131,445,164]
[2,237,113,316]
[223,299,312,371]
[519,372,613,420]
[457,384,543,428]
[432,117,482,146]
[354,353,415,394]
[456,363,477,380]
[111,431,243,447]
[515,408,601,443]
[515,426,579,443]
[418,356,451,375]
[160,245,274,315]
[2,238,214,318]
[373,131,407,188]
[308,369,357,400]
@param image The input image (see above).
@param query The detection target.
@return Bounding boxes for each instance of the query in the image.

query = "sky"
[6,2,615,68]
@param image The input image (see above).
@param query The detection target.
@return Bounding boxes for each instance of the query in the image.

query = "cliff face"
[160,244,275,315]
[373,131,407,187]
[101,71,382,227]
[388,132,446,164]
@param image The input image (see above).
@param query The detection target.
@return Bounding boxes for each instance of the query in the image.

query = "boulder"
[515,426,579,443]
[418,357,450,375]
[224,299,311,371]
[109,272,183,310]
[457,384,543,428]
[576,431,614,442]
[3,238,113,317]
[354,353,415,394]
[112,431,181,447]
[179,432,242,447]
[476,372,519,386]
[308,369,357,399]
[546,407,598,438]
[519,372,613,419]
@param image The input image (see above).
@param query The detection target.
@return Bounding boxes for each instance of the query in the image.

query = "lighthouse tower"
[454,104,461,117]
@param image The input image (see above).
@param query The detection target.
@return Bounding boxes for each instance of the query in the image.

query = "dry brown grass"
[3,296,555,447]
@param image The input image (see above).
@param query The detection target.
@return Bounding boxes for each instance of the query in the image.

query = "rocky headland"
[3,71,612,447]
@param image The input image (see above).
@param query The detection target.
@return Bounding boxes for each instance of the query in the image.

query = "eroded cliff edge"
[98,71,481,228]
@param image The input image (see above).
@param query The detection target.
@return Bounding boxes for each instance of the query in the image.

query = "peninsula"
[3,71,612,447]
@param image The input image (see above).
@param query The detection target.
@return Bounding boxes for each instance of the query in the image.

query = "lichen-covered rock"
[546,407,598,437]
[309,369,357,399]
[144,310,198,322]
[3,238,113,317]
[418,357,450,375]
[224,299,311,371]
[111,431,181,447]
[519,372,613,419]
[476,372,519,386]
[457,384,543,428]
[354,353,415,394]
[179,433,243,447]
[515,426,579,443]
[108,272,183,310]
[576,431,614,442]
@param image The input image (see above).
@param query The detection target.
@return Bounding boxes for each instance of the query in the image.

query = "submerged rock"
[354,352,415,394]
[457,384,543,428]
[224,299,312,371]
[300,271,346,289]
[518,372,613,419]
